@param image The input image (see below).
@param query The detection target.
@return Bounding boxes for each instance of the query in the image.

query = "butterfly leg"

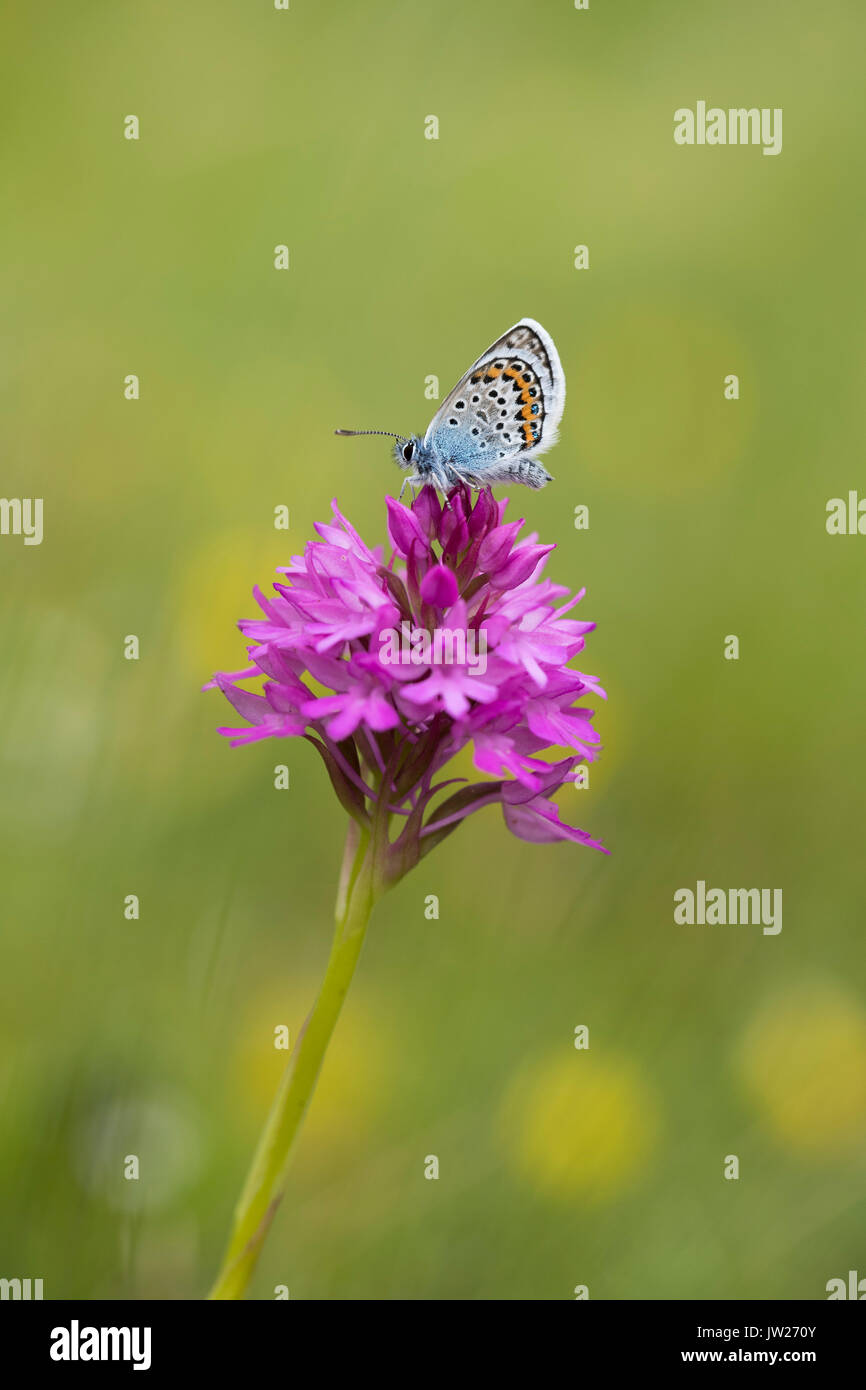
[398,473,424,502]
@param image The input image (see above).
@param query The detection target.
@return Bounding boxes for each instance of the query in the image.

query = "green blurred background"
[2,0,865,1300]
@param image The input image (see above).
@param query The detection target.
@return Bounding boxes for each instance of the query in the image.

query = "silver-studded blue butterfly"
[336,317,566,494]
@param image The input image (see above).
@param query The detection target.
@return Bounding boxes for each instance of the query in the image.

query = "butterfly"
[336,317,565,495]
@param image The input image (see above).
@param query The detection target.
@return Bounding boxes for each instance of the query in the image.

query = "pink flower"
[206,486,608,877]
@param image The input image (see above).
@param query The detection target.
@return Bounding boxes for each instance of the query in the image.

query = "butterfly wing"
[423,318,566,486]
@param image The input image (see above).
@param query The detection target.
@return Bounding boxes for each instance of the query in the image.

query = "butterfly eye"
[402,441,415,463]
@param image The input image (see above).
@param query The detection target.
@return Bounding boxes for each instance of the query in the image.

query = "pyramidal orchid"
[206,484,607,1298]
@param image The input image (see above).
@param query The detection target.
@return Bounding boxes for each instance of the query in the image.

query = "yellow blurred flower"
[174,526,290,684]
[735,983,866,1158]
[499,1051,660,1202]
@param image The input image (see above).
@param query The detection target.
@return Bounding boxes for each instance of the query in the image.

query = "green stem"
[209,819,380,1300]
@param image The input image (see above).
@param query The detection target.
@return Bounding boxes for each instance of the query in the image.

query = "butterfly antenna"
[335,428,408,443]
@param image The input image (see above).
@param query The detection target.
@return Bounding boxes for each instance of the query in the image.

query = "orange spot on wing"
[504,366,539,443]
